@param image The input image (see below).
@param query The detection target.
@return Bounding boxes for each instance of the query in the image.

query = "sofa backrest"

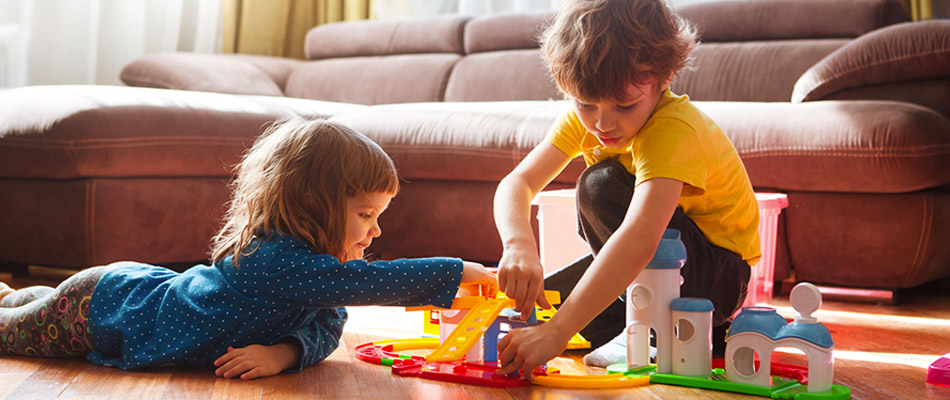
[285,15,470,105]
[445,11,561,102]
[674,0,909,102]
[288,0,909,105]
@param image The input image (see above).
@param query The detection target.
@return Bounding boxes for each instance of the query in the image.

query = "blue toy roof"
[670,297,714,312]
[729,306,834,348]
[777,321,834,348]
[646,229,687,269]
[730,307,788,338]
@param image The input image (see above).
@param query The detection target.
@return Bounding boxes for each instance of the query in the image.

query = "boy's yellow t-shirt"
[547,90,762,266]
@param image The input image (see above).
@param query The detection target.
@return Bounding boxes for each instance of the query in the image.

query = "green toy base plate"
[607,363,850,400]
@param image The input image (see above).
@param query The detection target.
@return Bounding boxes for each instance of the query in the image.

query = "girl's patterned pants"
[1,265,113,357]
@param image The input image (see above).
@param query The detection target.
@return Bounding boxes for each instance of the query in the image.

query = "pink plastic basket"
[741,193,789,309]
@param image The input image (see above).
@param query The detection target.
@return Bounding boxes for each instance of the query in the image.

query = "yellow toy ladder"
[425,297,514,362]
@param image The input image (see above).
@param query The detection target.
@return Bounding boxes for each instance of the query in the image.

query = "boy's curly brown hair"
[540,0,697,102]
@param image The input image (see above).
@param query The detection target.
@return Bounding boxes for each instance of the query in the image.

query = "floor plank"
[208,377,262,400]
[1,358,84,399]
[160,367,216,400]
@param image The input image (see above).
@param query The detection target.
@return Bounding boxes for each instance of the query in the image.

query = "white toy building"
[624,229,836,393]
[725,282,835,392]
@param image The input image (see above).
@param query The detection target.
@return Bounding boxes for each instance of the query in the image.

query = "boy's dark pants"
[544,159,750,351]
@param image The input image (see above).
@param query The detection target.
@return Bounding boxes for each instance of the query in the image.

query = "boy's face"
[344,191,393,262]
[572,79,669,149]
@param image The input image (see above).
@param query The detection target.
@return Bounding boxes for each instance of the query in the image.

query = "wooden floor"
[2,271,950,400]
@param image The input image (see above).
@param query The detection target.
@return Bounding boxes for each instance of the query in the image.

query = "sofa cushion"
[305,15,469,59]
[462,11,552,54]
[328,101,585,184]
[697,100,950,193]
[285,54,460,105]
[447,11,561,102]
[792,20,950,104]
[0,85,364,179]
[678,0,907,42]
[120,53,301,96]
[672,40,848,102]
[444,50,560,102]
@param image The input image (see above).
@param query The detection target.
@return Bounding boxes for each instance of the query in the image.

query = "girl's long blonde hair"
[211,118,399,265]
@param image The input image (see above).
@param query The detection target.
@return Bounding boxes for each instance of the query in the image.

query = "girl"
[0,118,497,380]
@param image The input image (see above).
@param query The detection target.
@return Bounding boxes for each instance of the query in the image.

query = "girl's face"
[572,79,668,149]
[343,191,394,261]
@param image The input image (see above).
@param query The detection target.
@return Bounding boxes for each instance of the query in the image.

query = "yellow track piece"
[426,298,514,362]
[532,373,650,388]
[369,337,440,350]
[405,295,486,312]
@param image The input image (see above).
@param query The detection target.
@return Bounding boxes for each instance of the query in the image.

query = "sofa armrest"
[120,53,302,96]
[792,20,950,103]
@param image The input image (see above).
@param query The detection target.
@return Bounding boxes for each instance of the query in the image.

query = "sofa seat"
[694,101,950,193]
[0,85,363,267]
[0,85,364,179]
[329,99,950,289]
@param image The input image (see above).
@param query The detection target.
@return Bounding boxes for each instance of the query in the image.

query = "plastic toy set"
[354,229,854,398]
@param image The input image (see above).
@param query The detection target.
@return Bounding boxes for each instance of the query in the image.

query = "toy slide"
[426,297,514,362]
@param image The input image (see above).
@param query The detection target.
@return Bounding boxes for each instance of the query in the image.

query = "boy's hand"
[497,247,551,320]
[460,261,499,298]
[213,341,300,380]
[496,322,571,380]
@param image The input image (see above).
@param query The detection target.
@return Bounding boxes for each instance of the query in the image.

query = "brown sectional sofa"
[1,0,948,292]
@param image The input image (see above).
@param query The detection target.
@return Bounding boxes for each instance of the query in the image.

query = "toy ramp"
[426,298,514,362]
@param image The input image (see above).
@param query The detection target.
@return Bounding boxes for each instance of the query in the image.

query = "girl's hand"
[497,245,551,320]
[213,341,301,380]
[496,322,572,380]
[460,261,499,298]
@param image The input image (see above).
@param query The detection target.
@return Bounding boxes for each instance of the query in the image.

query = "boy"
[494,0,760,378]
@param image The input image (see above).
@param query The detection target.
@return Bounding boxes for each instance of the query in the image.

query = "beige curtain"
[221,0,371,59]
[905,0,934,20]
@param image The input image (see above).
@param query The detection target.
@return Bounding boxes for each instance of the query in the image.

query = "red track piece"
[712,358,809,384]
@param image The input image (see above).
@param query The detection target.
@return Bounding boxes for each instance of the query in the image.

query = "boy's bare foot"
[0,281,14,303]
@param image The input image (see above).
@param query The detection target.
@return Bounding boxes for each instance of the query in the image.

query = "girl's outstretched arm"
[460,261,499,297]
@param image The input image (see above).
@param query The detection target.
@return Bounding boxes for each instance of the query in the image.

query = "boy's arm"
[494,141,573,319]
[497,177,683,378]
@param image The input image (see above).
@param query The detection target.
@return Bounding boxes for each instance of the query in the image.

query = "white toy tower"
[670,297,714,376]
[626,229,687,373]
